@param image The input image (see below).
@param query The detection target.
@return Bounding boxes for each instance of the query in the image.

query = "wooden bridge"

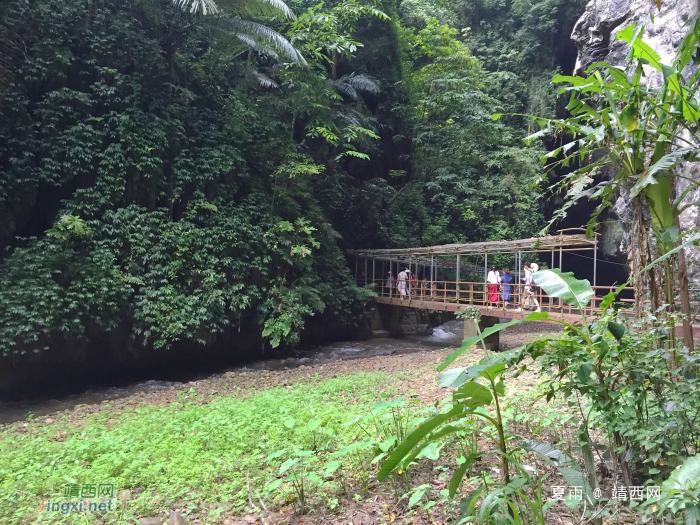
[349,230,700,339]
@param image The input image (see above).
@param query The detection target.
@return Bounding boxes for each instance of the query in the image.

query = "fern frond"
[236,34,280,61]
[172,0,219,14]
[333,81,360,101]
[209,17,307,66]
[234,0,296,21]
[345,73,380,94]
[252,70,280,88]
[332,73,380,100]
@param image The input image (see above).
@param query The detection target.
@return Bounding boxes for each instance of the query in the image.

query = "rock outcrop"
[572,0,699,76]
[571,0,700,284]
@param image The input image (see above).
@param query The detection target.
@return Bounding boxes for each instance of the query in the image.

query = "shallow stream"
[0,319,466,425]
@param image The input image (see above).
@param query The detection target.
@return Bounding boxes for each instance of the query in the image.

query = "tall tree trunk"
[677,231,694,350]
[669,174,695,349]
[633,197,654,317]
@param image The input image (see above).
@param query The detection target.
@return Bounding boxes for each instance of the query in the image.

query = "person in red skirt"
[486,265,500,309]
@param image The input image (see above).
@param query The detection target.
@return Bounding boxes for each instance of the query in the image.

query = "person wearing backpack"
[517,263,541,312]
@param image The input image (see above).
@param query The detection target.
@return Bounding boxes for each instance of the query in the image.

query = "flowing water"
[0,319,467,425]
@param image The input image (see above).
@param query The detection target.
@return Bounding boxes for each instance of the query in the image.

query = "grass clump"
[0,372,398,524]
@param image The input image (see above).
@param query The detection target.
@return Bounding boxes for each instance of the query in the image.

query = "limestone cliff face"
[570,0,700,283]
[572,0,698,76]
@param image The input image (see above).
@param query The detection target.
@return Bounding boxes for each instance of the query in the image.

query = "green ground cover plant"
[376,267,700,524]
[0,372,400,524]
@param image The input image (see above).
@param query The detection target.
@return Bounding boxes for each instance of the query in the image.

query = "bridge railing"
[360,277,700,319]
[358,274,700,324]
[362,278,631,317]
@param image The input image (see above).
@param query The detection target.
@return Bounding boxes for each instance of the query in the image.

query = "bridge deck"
[373,296,589,325]
[367,279,700,336]
[369,279,613,325]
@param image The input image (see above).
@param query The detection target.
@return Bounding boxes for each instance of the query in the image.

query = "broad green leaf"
[398,424,467,471]
[307,417,322,431]
[453,381,493,410]
[371,452,388,464]
[478,362,506,382]
[685,505,700,525]
[448,453,478,497]
[438,362,502,389]
[333,442,363,457]
[265,478,284,492]
[607,321,625,341]
[323,460,342,476]
[531,269,593,309]
[378,436,397,452]
[643,175,674,231]
[522,440,576,469]
[279,457,300,473]
[283,416,295,428]
[662,454,700,491]
[305,472,323,484]
[552,74,591,87]
[438,312,548,371]
[408,488,426,507]
[661,225,680,245]
[377,404,465,481]
[576,363,592,383]
[677,16,700,70]
[265,449,287,462]
[619,105,638,131]
[617,25,663,71]
[416,441,441,460]
[600,292,618,311]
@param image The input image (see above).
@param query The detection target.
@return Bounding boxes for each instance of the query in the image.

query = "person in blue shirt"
[500,268,513,308]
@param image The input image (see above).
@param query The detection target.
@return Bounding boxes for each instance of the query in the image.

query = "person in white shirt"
[516,263,541,312]
[486,265,500,309]
[397,268,408,300]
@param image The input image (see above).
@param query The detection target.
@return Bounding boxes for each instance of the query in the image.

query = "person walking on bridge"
[397,267,408,300]
[486,265,500,309]
[500,269,513,308]
[517,263,541,312]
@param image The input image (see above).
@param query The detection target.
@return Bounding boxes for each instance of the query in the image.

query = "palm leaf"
[234,0,296,21]
[332,73,380,100]
[208,17,307,66]
[236,34,280,61]
[649,147,699,177]
[344,73,380,94]
[333,81,359,101]
[172,0,219,14]
[251,70,280,88]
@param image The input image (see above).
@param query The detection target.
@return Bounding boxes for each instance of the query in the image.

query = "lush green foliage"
[395,19,545,244]
[0,0,377,356]
[378,268,700,523]
[0,0,566,359]
[0,372,399,523]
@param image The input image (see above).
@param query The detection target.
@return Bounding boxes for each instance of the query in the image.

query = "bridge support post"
[389,305,404,338]
[463,315,499,351]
